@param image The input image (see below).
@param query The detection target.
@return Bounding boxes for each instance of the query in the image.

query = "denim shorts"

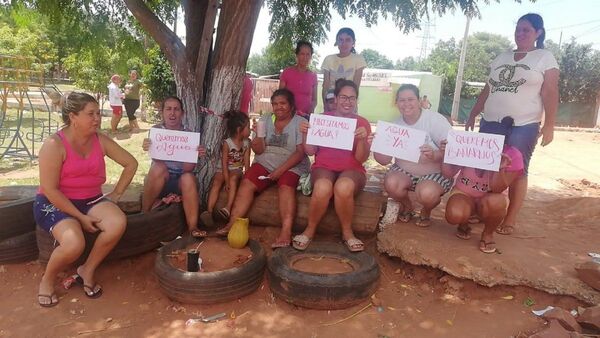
[480,118,540,174]
[33,194,107,232]
[160,173,182,198]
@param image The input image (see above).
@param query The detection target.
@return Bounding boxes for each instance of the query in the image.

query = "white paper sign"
[149,128,200,163]
[371,121,427,163]
[444,130,505,171]
[306,114,357,151]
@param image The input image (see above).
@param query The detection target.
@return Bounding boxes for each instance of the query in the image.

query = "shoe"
[292,234,312,251]
[215,208,230,222]
[73,274,103,299]
[456,224,472,240]
[496,224,514,235]
[343,237,364,252]
[398,210,415,223]
[215,226,231,237]
[190,229,208,238]
[379,199,400,229]
[479,240,497,254]
[38,293,58,308]
[415,216,431,227]
[271,239,291,249]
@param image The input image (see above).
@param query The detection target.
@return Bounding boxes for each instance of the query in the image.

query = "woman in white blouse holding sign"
[465,13,559,236]
[373,84,452,228]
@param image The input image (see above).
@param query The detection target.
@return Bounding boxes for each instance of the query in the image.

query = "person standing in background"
[239,73,253,115]
[321,27,367,103]
[279,41,318,118]
[107,74,124,134]
[123,70,142,132]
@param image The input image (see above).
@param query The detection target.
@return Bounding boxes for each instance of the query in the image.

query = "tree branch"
[194,0,219,99]
[122,0,185,64]
[182,0,208,70]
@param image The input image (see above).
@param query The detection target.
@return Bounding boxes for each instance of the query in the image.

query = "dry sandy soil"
[0,129,598,337]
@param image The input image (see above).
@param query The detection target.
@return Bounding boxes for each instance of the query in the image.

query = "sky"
[249,0,600,65]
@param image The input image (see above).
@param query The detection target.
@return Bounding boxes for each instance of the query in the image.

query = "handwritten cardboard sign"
[306,114,357,151]
[444,130,505,171]
[371,121,426,163]
[149,128,200,163]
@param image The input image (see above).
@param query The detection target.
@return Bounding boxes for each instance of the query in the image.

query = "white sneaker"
[378,199,400,230]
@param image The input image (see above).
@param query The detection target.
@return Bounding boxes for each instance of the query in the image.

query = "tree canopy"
[361,48,394,69]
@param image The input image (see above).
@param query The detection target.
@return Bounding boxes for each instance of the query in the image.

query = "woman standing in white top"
[321,27,367,103]
[107,74,124,133]
[466,13,559,235]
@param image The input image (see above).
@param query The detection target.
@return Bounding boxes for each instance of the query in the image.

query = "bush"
[143,46,176,104]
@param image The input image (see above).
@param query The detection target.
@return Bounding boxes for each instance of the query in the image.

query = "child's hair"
[223,110,249,138]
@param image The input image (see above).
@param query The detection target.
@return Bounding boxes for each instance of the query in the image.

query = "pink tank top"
[40,130,106,199]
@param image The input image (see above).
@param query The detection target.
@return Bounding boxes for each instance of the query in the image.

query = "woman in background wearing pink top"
[279,41,318,117]
[34,92,137,307]
[442,117,524,253]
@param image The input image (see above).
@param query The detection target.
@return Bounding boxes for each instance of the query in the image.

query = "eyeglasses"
[338,95,357,103]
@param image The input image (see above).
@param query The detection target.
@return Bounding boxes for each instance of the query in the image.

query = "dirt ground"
[0,129,599,337]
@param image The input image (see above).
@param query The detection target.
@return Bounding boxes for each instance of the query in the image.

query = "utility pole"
[451,16,471,122]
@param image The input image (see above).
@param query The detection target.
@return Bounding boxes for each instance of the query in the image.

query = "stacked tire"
[37,203,185,264]
[155,237,266,304]
[0,186,38,264]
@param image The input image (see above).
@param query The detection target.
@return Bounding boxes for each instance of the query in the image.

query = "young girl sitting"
[201,110,251,227]
[442,117,524,253]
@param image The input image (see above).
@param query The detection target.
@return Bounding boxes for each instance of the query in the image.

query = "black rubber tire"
[0,231,39,264]
[155,236,266,304]
[0,186,37,241]
[36,203,186,264]
[267,242,380,310]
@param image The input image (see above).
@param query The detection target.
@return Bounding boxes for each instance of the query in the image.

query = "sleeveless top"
[39,129,106,199]
[217,138,249,171]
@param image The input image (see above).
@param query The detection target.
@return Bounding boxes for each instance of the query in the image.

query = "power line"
[547,19,600,31]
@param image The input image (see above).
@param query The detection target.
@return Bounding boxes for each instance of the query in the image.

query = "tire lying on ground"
[0,185,37,241]
[37,203,185,264]
[0,231,38,264]
[267,242,380,310]
[155,236,266,304]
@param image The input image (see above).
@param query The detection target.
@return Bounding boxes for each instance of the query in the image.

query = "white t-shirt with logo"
[108,82,123,106]
[321,53,367,89]
[483,49,559,126]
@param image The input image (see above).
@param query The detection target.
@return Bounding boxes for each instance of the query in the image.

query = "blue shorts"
[480,119,540,175]
[33,194,108,233]
[160,173,182,197]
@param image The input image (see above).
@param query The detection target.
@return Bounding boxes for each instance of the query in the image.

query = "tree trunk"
[197,0,263,201]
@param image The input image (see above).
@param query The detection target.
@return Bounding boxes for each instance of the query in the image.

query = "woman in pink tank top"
[441,117,524,254]
[34,92,137,307]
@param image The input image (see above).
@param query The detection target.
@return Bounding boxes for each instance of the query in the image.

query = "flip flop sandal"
[456,224,472,240]
[343,238,365,252]
[38,293,59,308]
[215,208,230,222]
[479,240,497,254]
[215,227,231,237]
[496,225,514,235]
[191,229,208,238]
[73,274,103,298]
[271,240,291,249]
[398,211,415,223]
[292,234,312,251]
[199,211,215,228]
[415,216,431,228]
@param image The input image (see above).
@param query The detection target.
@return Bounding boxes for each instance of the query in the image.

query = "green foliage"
[554,39,600,103]
[142,46,176,103]
[424,32,511,98]
[395,56,424,71]
[361,48,394,69]
[247,43,296,76]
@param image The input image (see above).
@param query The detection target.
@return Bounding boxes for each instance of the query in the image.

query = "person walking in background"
[465,13,559,236]
[279,41,318,118]
[123,69,142,132]
[321,27,367,103]
[107,74,125,134]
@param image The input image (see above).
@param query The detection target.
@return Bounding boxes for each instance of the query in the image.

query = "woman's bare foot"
[38,276,58,307]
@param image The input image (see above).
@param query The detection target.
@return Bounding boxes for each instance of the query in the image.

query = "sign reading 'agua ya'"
[306,114,357,151]
[444,130,505,171]
[371,121,426,163]
[149,128,200,163]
